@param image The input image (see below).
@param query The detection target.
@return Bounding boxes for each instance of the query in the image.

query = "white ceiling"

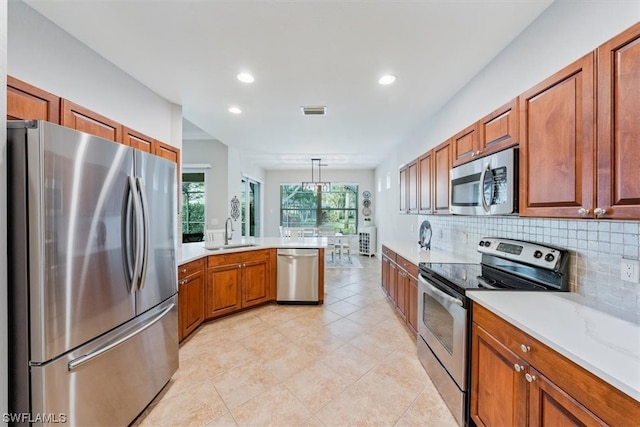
[24,0,553,170]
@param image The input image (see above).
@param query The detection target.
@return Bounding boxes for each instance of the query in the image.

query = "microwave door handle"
[479,162,492,213]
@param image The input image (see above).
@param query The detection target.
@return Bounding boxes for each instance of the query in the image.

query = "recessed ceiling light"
[237,72,254,83]
[228,106,242,114]
[378,74,397,85]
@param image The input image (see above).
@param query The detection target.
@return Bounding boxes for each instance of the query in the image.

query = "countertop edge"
[178,238,328,265]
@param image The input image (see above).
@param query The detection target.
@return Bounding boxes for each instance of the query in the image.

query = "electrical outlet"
[620,259,640,283]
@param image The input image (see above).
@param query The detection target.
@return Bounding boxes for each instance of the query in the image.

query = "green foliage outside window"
[182,174,205,237]
[280,184,358,234]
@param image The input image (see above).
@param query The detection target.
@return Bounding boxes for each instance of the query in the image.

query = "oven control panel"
[478,237,564,270]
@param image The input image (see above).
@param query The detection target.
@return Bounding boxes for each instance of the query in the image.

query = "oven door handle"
[420,276,464,307]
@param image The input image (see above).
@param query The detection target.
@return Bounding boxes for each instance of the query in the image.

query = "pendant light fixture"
[302,158,330,192]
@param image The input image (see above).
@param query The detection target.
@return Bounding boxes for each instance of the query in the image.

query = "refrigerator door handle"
[121,176,139,293]
[136,177,151,290]
[130,176,143,292]
[67,302,175,371]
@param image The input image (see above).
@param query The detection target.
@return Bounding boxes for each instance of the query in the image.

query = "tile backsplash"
[421,215,640,324]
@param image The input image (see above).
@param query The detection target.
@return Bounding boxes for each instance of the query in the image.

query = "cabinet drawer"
[381,246,397,262]
[178,258,205,279]
[396,255,418,277]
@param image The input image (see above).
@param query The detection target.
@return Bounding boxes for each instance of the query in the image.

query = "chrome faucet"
[224,217,234,245]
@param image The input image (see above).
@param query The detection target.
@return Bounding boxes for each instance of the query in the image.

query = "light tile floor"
[133,256,457,427]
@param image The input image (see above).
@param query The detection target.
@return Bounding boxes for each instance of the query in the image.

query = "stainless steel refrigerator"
[7,120,179,426]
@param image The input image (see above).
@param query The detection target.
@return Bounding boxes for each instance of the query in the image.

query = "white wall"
[375,0,640,247]
[264,169,375,237]
[182,139,229,230]
[8,0,180,148]
[1,0,7,422]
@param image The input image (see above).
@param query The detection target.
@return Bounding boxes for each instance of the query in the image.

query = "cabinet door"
[389,261,398,304]
[418,152,433,214]
[154,140,180,163]
[433,140,452,214]
[407,160,418,214]
[597,22,640,219]
[206,263,242,318]
[123,126,154,153]
[407,274,418,335]
[452,123,480,167]
[479,98,518,156]
[519,53,596,218]
[179,271,205,342]
[399,166,408,213]
[396,269,408,322]
[242,257,270,308]
[61,99,122,143]
[7,76,60,123]
[528,366,606,427]
[381,255,390,295]
[471,323,527,427]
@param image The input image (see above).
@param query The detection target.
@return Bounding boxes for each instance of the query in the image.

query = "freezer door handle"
[136,177,150,290]
[68,302,175,371]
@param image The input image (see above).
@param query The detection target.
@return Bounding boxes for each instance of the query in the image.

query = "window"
[241,177,261,237]
[280,184,358,234]
[182,172,205,242]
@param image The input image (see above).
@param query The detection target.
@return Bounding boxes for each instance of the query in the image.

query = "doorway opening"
[241,177,261,237]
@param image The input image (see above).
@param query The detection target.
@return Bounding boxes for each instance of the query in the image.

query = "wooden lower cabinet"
[178,259,206,342]
[471,303,638,427]
[406,274,418,334]
[206,249,273,319]
[380,245,418,336]
[206,261,243,318]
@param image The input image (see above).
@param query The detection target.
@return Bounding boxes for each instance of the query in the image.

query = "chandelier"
[302,158,331,192]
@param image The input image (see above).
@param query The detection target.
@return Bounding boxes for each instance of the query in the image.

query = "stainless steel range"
[417,237,570,426]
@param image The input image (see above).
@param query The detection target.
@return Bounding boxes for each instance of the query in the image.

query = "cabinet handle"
[514,364,523,373]
[476,150,482,155]
[520,344,530,353]
[181,268,187,274]
[594,207,608,217]
[525,373,536,383]
[578,208,590,216]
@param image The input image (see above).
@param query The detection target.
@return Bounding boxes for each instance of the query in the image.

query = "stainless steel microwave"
[449,147,518,215]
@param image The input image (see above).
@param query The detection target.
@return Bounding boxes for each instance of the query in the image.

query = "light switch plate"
[620,259,640,283]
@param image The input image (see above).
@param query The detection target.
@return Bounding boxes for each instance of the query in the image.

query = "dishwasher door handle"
[277,253,318,258]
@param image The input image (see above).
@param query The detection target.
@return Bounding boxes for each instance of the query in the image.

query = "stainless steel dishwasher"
[276,248,319,304]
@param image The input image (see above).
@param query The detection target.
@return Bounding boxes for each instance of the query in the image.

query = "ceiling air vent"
[301,106,327,116]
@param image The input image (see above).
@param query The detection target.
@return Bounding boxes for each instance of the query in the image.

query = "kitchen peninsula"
[177,237,327,341]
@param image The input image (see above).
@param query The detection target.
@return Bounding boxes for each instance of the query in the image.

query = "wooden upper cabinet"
[478,98,519,156]
[407,160,418,214]
[7,76,60,123]
[418,152,433,214]
[154,140,180,163]
[122,126,154,153]
[518,52,596,218]
[399,165,408,214]
[597,22,640,219]
[61,99,122,143]
[433,140,452,214]
[451,123,480,167]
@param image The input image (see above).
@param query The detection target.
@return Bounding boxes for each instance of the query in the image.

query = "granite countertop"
[467,291,640,401]
[178,237,329,265]
[381,240,481,265]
